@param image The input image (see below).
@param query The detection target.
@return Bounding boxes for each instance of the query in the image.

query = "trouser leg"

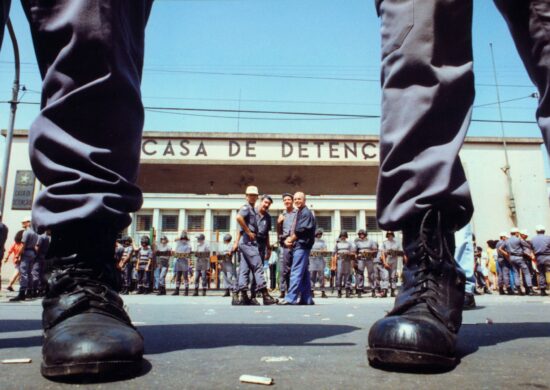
[497,260,504,287]
[159,266,167,288]
[280,248,292,292]
[19,255,33,291]
[286,248,310,303]
[31,257,41,290]
[511,259,522,288]
[154,266,160,289]
[376,0,474,230]
[175,271,182,288]
[355,266,365,291]
[21,0,154,236]
[377,264,390,290]
[455,223,476,294]
[201,270,208,289]
[0,0,10,50]
[388,259,398,289]
[365,260,375,289]
[494,0,550,153]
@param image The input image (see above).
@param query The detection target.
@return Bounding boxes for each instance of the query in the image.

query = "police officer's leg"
[389,259,398,294]
[379,266,390,297]
[193,270,200,296]
[10,255,29,301]
[365,260,376,297]
[21,0,153,379]
[296,249,313,304]
[537,262,547,295]
[285,248,308,304]
[494,0,550,152]
[0,1,10,48]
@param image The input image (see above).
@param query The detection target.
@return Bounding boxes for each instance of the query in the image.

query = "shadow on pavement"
[457,322,550,358]
[141,323,361,354]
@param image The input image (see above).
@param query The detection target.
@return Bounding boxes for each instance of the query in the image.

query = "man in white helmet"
[496,232,513,295]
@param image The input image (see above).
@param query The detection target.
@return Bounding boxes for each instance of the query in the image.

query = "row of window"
[135,213,380,233]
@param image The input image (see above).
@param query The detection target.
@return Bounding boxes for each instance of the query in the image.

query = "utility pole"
[0,19,20,217]
[490,43,517,225]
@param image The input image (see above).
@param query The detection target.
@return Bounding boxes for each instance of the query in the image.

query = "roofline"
[2,129,545,145]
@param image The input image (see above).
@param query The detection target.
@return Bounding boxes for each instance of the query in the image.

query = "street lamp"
[0,18,20,217]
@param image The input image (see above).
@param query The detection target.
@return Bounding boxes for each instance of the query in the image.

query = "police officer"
[503,228,535,296]
[381,231,403,297]
[310,228,328,298]
[333,231,355,298]
[155,235,172,296]
[495,232,513,295]
[354,229,378,298]
[31,230,51,297]
[173,232,192,296]
[277,193,296,299]
[373,250,390,298]
[219,234,237,299]
[235,186,277,305]
[136,236,153,294]
[119,236,135,295]
[520,229,537,288]
[194,234,210,296]
[9,216,38,302]
[530,225,550,297]
[251,194,273,304]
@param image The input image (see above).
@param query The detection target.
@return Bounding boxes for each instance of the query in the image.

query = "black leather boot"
[240,290,252,305]
[202,289,206,296]
[171,287,180,296]
[261,287,278,305]
[391,288,396,298]
[193,288,199,296]
[9,288,26,302]
[371,289,377,298]
[223,289,230,297]
[40,230,143,380]
[231,291,242,305]
[541,289,548,296]
[357,289,362,298]
[345,289,351,298]
[321,291,328,298]
[367,209,465,370]
[184,288,189,296]
[337,289,342,298]
[157,287,166,296]
[507,287,515,295]
[498,286,505,295]
[526,286,535,296]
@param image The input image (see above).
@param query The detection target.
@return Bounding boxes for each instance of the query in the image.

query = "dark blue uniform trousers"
[377,0,550,230]
[237,242,267,292]
[1,0,153,235]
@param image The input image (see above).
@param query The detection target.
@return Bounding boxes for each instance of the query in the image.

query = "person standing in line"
[354,229,378,298]
[531,225,550,296]
[333,231,355,298]
[3,229,24,292]
[155,235,172,296]
[373,250,390,298]
[193,234,210,296]
[502,228,535,296]
[310,228,328,299]
[10,217,39,302]
[135,236,153,295]
[380,231,403,297]
[220,234,237,300]
[119,236,135,295]
[250,194,273,305]
[277,193,296,299]
[173,232,192,296]
[32,230,51,297]
[520,230,537,288]
[235,186,278,305]
[279,192,316,305]
[496,232,513,295]
[0,212,8,290]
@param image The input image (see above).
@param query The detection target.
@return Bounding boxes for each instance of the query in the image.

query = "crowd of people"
[476,226,550,297]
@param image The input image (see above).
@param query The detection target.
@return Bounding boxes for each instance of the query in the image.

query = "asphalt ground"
[1,290,550,390]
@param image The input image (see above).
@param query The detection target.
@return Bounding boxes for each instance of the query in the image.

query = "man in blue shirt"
[279,192,316,305]
[530,225,550,296]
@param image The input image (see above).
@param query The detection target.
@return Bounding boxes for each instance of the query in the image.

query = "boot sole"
[367,347,456,369]
[41,359,142,380]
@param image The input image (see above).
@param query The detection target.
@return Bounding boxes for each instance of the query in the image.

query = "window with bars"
[316,216,332,232]
[366,216,381,231]
[213,215,230,231]
[136,214,152,232]
[340,216,357,232]
[162,214,178,231]
[187,215,204,232]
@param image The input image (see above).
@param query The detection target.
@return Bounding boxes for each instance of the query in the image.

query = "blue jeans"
[285,248,312,304]
[454,223,475,294]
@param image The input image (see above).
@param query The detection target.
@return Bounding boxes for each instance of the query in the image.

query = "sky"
[0,0,548,171]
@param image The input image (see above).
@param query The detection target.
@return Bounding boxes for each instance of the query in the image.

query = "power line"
[0,100,538,124]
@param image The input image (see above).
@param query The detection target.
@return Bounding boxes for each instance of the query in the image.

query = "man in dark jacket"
[279,192,316,305]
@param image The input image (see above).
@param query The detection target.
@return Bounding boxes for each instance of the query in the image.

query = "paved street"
[1,291,549,390]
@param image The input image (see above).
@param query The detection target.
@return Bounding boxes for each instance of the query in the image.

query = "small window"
[213,215,230,231]
[136,214,152,232]
[162,214,178,231]
[341,216,356,232]
[187,215,204,232]
[316,216,332,232]
[366,216,381,231]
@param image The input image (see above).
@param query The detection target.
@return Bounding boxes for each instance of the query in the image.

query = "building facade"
[1,130,549,257]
